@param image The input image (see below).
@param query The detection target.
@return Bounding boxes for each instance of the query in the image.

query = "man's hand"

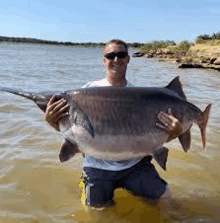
[156,108,183,142]
[44,95,69,131]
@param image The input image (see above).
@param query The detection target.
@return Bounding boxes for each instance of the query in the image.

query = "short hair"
[103,39,128,52]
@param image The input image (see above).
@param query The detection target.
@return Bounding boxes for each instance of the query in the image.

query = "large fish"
[0,77,211,170]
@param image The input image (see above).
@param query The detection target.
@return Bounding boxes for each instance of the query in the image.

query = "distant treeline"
[1,32,219,48]
[0,36,143,48]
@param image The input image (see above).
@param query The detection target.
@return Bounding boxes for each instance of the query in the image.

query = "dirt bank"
[139,40,220,72]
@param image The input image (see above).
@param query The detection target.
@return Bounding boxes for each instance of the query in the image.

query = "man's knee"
[80,177,115,208]
[159,186,173,201]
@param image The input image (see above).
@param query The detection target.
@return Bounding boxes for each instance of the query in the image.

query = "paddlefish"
[0,77,211,170]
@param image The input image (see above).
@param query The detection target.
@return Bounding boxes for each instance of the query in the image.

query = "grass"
[187,40,220,58]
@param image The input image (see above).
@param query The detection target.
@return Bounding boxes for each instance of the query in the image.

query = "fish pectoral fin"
[153,147,169,171]
[178,128,191,152]
[59,139,80,162]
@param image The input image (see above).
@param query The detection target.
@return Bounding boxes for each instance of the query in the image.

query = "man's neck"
[107,76,127,87]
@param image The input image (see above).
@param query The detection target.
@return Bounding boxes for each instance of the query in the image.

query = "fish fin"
[153,147,169,171]
[198,104,212,149]
[165,76,187,100]
[61,93,95,138]
[59,139,80,162]
[178,127,191,152]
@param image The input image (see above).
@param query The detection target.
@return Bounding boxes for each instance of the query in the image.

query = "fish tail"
[198,104,212,149]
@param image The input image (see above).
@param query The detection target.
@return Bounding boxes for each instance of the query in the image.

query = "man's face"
[103,43,130,79]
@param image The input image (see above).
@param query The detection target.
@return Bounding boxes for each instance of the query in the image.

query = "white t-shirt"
[81,78,142,171]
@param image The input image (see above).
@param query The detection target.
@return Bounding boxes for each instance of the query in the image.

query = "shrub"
[140,40,176,53]
[211,32,220,39]
[178,40,191,51]
[195,32,220,43]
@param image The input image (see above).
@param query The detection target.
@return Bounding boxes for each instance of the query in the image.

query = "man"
[44,39,183,209]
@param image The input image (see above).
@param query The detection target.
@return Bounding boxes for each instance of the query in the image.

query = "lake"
[0,43,219,223]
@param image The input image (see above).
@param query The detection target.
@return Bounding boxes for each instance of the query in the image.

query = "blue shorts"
[80,156,167,208]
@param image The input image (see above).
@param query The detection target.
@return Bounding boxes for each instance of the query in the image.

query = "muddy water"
[0,43,219,223]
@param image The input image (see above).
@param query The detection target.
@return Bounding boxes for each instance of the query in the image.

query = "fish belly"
[70,125,168,161]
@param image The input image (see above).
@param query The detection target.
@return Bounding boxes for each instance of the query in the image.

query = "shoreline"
[134,39,220,72]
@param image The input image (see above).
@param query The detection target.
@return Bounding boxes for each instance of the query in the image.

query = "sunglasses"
[104,51,128,60]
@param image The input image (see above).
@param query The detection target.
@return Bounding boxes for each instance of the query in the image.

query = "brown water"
[0,43,219,223]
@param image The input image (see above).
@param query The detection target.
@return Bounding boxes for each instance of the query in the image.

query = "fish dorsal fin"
[165,76,187,100]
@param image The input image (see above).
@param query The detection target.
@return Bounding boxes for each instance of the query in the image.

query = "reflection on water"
[0,43,220,222]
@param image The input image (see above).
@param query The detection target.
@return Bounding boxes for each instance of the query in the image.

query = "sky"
[0,0,220,43]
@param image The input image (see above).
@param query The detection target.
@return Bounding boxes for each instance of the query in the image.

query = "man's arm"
[44,95,69,131]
